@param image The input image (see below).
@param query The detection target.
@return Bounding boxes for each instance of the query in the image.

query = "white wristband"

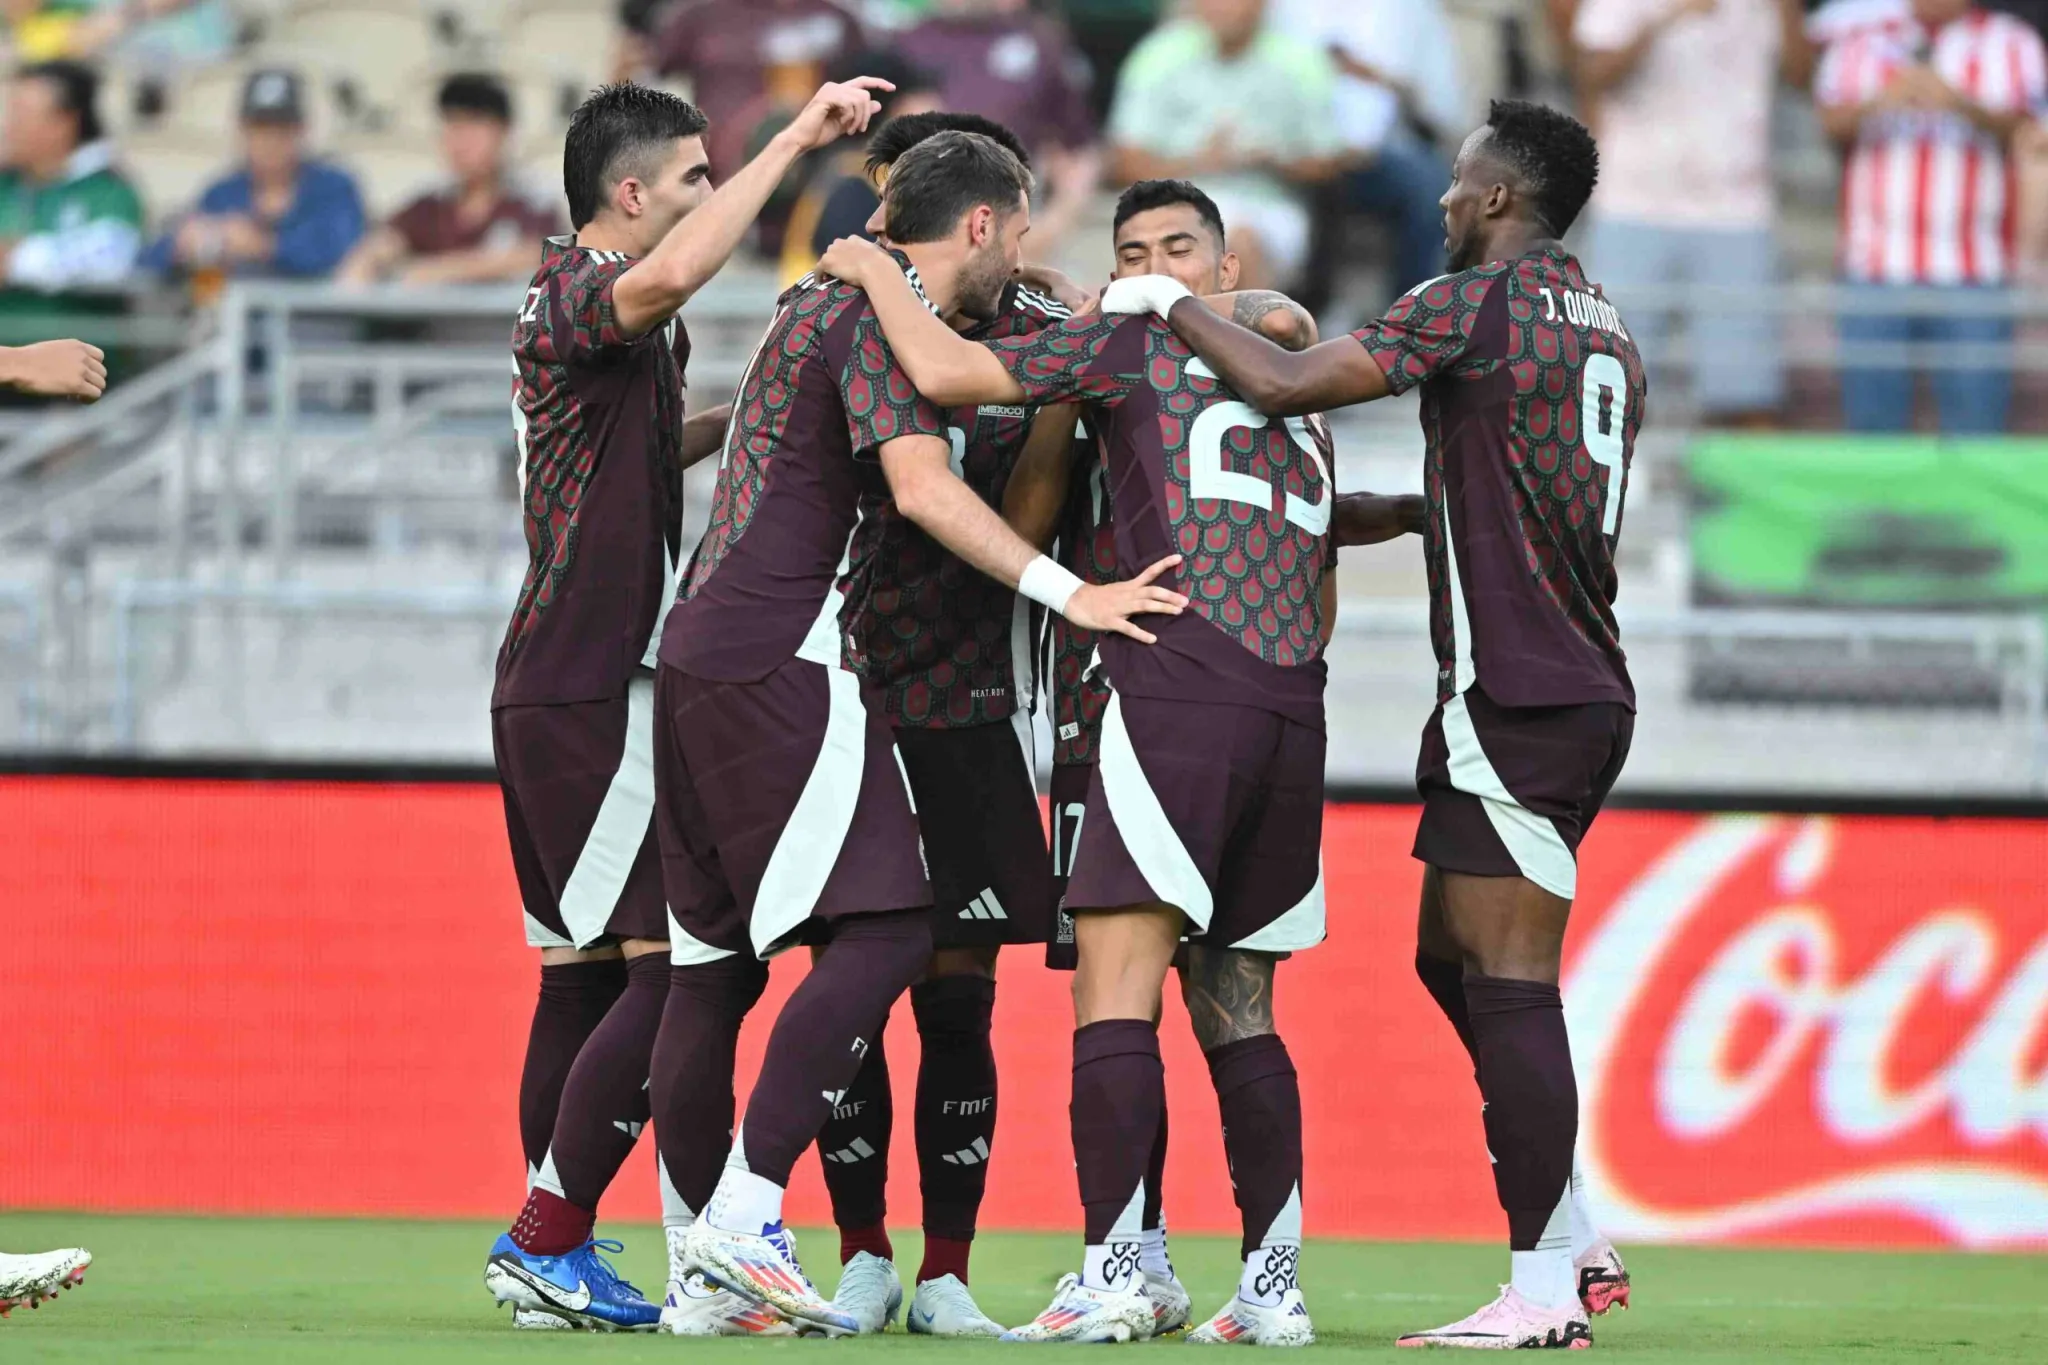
[1018,555,1085,616]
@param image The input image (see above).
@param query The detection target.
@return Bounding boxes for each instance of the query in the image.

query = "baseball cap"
[241,68,305,125]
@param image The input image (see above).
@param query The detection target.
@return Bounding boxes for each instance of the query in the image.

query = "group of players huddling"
[480,66,1643,1352]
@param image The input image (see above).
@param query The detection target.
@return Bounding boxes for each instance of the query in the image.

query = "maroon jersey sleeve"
[985,312,1149,407]
[840,308,948,459]
[1353,271,1501,397]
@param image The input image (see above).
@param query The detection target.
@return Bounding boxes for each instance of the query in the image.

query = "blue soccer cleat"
[483,1233,660,1332]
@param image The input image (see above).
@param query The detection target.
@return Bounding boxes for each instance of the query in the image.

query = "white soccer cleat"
[661,1272,796,1337]
[1396,1285,1591,1350]
[1574,1240,1630,1317]
[1187,1287,1316,1347]
[833,1251,904,1334]
[0,1248,91,1316]
[512,1308,574,1330]
[1143,1267,1193,1336]
[906,1273,1003,1338]
[1001,1272,1154,1343]
[682,1219,856,1334]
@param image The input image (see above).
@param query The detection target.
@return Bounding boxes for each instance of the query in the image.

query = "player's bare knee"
[1415,866,1461,965]
[1071,904,1180,1026]
[1438,870,1569,984]
[1180,945,1279,1053]
[618,937,670,961]
[538,944,625,967]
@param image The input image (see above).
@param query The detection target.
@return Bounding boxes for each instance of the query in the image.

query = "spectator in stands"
[1816,0,2047,433]
[648,0,866,178]
[1574,0,1813,428]
[895,0,1102,252]
[778,51,943,286]
[1108,0,1343,290]
[0,60,143,311]
[1277,0,1464,304]
[1065,0,1166,124]
[144,69,365,281]
[337,74,558,287]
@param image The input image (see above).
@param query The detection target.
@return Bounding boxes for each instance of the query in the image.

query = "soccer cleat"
[1143,1267,1194,1336]
[1575,1240,1631,1317]
[1187,1287,1316,1347]
[662,1271,796,1337]
[1001,1272,1154,1343]
[483,1234,660,1332]
[0,1248,90,1316]
[906,1273,1003,1338]
[683,1218,856,1334]
[1395,1285,1592,1350]
[833,1251,904,1334]
[512,1308,574,1330]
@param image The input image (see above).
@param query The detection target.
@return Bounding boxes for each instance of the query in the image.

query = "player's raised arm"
[817,235,1027,407]
[1103,278,1389,418]
[609,77,894,338]
[1000,406,1080,550]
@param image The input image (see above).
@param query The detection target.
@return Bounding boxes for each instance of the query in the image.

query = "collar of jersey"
[546,233,634,265]
[885,246,942,319]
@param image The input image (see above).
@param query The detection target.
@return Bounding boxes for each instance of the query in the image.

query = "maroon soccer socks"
[510,953,668,1254]
[517,959,626,1183]
[911,975,998,1284]
[648,956,770,1226]
[1207,1035,1304,1306]
[818,1034,894,1263]
[1071,1019,1164,1291]
[1464,973,1579,1308]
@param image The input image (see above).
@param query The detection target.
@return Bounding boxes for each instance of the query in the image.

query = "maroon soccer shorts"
[491,674,669,949]
[1044,762,1090,970]
[1063,692,1327,952]
[1412,683,1635,901]
[894,720,1052,951]
[653,658,932,963]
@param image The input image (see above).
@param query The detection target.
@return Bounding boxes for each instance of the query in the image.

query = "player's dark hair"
[865,111,1032,183]
[1482,98,1599,238]
[438,71,513,125]
[1112,179,1227,250]
[562,82,710,229]
[881,130,1034,246]
[18,61,102,146]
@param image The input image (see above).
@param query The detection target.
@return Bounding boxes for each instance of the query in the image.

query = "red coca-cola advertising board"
[1,775,2042,1248]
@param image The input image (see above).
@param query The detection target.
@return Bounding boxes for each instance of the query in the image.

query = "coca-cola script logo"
[1567,814,2048,1248]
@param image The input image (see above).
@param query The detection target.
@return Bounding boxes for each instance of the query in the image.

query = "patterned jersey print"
[1047,420,1115,766]
[1355,244,1644,709]
[660,260,947,684]
[499,238,686,708]
[989,312,1332,725]
[840,281,1070,729]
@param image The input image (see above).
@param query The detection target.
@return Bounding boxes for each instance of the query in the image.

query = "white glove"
[1100,274,1193,318]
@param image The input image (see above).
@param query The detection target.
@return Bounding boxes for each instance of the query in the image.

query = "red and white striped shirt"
[1816,9,2047,285]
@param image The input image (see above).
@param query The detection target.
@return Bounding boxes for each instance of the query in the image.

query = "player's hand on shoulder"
[817,234,893,288]
[1101,274,1192,319]
[1066,553,1188,646]
[6,339,107,402]
[781,77,896,153]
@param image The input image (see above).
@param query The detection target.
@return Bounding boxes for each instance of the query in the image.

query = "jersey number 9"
[1583,352,1628,538]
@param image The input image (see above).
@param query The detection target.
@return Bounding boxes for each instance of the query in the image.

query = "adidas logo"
[823,1136,878,1165]
[613,1119,645,1139]
[941,1136,991,1167]
[958,888,1009,921]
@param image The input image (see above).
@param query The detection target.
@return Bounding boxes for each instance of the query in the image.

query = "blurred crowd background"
[6,0,2048,431]
[5,0,2048,790]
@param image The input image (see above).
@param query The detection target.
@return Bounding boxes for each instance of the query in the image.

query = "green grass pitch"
[2,1213,2044,1361]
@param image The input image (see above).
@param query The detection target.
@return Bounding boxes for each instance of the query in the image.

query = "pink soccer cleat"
[1575,1240,1631,1317]
[1396,1285,1591,1350]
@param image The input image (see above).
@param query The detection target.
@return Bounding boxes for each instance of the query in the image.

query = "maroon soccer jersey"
[839,281,1070,728]
[989,313,1333,728]
[660,263,948,683]
[497,237,687,708]
[1355,244,1643,710]
[1046,420,1115,767]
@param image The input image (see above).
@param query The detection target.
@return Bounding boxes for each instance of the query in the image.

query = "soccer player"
[645,129,1185,1335]
[810,110,1073,1340]
[1103,100,1642,1350]
[818,188,1339,1347]
[480,75,895,1333]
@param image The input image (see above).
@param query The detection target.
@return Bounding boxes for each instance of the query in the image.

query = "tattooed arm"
[1180,945,1279,1051]
[1215,291,1319,354]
